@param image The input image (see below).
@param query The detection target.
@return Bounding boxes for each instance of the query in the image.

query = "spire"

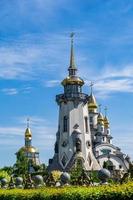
[25,118,32,138]
[104,107,110,128]
[25,118,32,147]
[68,32,77,76]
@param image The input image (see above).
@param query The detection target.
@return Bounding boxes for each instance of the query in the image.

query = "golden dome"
[20,146,39,153]
[88,93,98,110]
[61,76,84,86]
[104,116,110,128]
[25,128,32,138]
[97,113,104,125]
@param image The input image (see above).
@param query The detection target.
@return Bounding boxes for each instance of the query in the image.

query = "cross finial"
[27,117,30,128]
[70,32,75,45]
[104,106,108,116]
[90,81,94,94]
[98,104,102,113]
[70,32,75,39]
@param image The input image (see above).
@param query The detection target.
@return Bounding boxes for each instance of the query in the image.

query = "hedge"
[0,181,133,200]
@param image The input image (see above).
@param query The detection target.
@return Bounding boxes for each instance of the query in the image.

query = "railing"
[56,93,88,103]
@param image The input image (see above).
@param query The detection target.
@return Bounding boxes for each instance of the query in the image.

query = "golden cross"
[98,104,102,113]
[27,117,30,128]
[104,106,108,116]
[90,81,94,93]
[70,32,75,38]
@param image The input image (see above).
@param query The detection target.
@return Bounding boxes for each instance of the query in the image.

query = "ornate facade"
[88,95,130,172]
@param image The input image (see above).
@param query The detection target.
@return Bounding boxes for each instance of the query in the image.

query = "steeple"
[97,104,104,125]
[68,33,77,76]
[25,118,32,147]
[61,33,84,87]
[88,82,98,111]
[104,107,110,128]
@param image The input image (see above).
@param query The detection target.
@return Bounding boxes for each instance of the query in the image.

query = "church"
[48,34,130,173]
[16,119,40,173]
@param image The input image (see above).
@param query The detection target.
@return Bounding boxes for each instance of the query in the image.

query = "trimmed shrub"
[0,181,133,199]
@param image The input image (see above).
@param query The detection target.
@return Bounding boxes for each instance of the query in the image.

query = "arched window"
[101,127,103,132]
[84,117,88,132]
[90,116,93,123]
[63,116,68,132]
[76,138,81,152]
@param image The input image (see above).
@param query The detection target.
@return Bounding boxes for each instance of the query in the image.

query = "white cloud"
[0,45,44,80]
[1,88,18,95]
[0,127,24,136]
[102,65,133,79]
[1,86,32,95]
[84,65,133,99]
[44,80,61,87]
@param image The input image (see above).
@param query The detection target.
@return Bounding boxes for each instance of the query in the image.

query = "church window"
[61,153,68,167]
[35,153,39,158]
[85,117,88,132]
[62,140,67,147]
[119,165,122,169]
[88,153,92,166]
[63,116,68,132]
[101,149,111,155]
[76,138,81,152]
[86,141,91,148]
[90,116,93,123]
[78,86,81,93]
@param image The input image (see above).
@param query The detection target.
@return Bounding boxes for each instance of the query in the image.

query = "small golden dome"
[25,128,32,138]
[104,116,110,128]
[88,93,98,110]
[20,146,39,153]
[97,113,104,125]
[61,76,84,86]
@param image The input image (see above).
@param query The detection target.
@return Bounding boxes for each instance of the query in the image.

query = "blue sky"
[0,0,133,167]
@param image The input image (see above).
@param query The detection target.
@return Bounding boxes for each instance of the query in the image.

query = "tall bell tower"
[48,34,100,171]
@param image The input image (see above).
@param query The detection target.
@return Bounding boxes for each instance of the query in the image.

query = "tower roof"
[88,82,98,111]
[19,146,39,153]
[88,93,98,110]
[25,127,32,138]
[62,33,84,86]
[104,107,110,128]
[62,76,84,86]
[97,113,104,125]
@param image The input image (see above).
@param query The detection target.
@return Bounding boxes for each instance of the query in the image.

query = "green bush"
[0,181,133,200]
[0,170,10,182]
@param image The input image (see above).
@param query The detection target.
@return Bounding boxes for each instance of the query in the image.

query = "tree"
[1,166,13,176]
[70,159,84,185]
[14,149,29,176]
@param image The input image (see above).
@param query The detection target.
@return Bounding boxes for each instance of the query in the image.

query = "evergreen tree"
[14,150,29,176]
